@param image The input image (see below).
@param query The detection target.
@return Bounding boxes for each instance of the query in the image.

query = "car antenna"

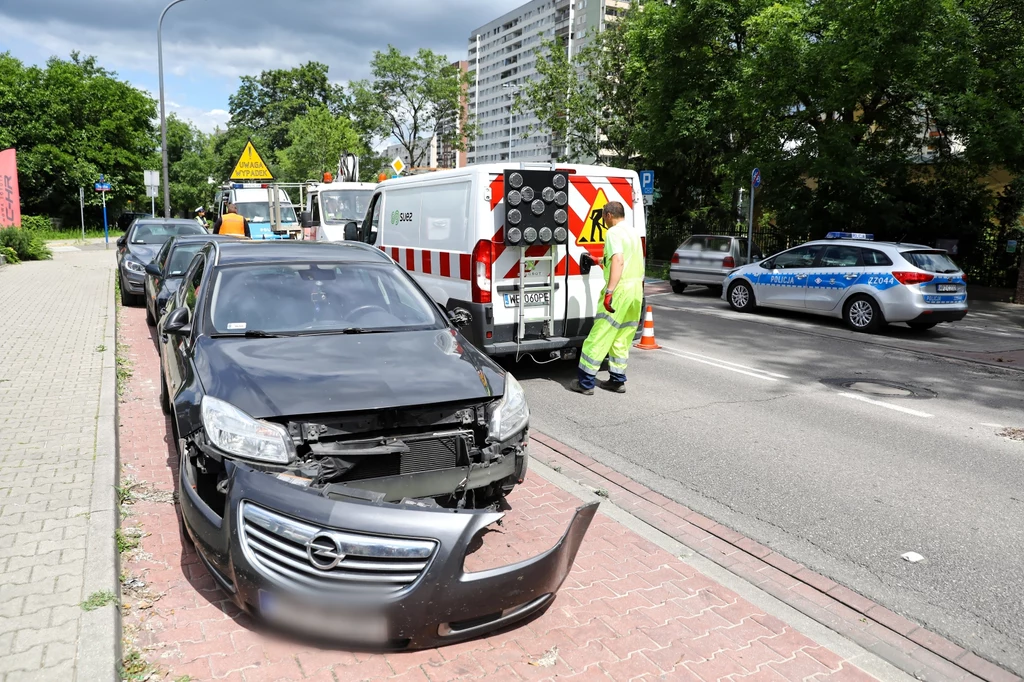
[895,232,906,244]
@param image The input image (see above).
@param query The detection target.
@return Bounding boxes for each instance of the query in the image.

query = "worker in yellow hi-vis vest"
[212,203,250,238]
[571,201,644,395]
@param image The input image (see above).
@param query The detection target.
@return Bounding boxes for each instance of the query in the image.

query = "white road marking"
[838,392,934,418]
[959,325,1015,337]
[661,345,790,379]
[980,423,1003,428]
[659,347,780,382]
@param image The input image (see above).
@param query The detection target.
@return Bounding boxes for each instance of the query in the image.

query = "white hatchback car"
[722,233,968,332]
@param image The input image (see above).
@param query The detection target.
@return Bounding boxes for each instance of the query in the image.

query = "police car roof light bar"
[826,232,874,240]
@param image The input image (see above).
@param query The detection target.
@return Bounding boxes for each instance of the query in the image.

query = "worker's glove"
[603,290,616,314]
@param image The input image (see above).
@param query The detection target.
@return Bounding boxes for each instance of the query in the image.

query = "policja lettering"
[570,201,644,395]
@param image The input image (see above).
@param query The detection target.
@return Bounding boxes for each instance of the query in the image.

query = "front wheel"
[145,303,155,326]
[727,281,756,312]
[844,296,883,333]
[671,280,686,295]
[160,371,170,415]
[119,277,134,306]
[907,321,937,331]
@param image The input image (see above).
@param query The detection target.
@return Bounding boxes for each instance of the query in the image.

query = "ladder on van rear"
[515,246,559,342]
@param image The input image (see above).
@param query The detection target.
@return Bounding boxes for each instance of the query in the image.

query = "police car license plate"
[258,590,388,643]
[503,292,550,308]
[936,284,959,293]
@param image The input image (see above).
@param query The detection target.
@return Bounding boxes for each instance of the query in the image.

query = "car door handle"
[795,274,807,279]
[844,274,858,280]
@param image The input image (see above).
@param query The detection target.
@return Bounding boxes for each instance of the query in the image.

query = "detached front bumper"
[179,457,597,649]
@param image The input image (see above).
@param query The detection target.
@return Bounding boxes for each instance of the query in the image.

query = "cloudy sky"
[0,0,524,132]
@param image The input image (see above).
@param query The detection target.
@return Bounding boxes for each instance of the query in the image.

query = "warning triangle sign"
[230,140,274,181]
[577,187,610,245]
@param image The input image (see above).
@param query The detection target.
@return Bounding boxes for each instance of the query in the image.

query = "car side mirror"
[162,306,191,336]
[116,236,126,247]
[448,307,473,328]
[762,259,774,269]
[144,263,162,277]
[579,252,596,276]
[300,211,313,228]
[343,221,359,241]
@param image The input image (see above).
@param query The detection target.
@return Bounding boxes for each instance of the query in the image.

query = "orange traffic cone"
[634,305,661,350]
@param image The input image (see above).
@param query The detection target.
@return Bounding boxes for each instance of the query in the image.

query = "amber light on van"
[472,240,494,304]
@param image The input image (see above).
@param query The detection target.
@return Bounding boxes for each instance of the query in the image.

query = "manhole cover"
[820,378,936,399]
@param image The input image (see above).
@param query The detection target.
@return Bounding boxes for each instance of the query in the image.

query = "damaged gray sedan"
[158,240,596,648]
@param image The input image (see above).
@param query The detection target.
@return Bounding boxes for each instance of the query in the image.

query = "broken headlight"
[487,374,530,443]
[201,396,295,464]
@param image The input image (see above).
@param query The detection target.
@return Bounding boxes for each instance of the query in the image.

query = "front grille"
[239,502,436,594]
[344,431,468,482]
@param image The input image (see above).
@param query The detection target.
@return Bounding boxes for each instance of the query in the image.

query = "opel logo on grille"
[307,533,345,571]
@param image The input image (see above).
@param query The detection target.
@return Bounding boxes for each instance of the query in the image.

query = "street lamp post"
[158,0,190,219]
[503,83,519,162]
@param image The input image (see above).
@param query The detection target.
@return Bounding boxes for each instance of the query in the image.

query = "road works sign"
[230,140,274,181]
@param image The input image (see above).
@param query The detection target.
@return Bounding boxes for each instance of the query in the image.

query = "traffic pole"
[747,177,755,264]
[79,187,85,242]
[102,190,108,247]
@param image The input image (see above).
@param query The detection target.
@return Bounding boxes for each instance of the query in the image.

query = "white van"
[214,184,299,240]
[301,181,376,241]
[355,163,647,358]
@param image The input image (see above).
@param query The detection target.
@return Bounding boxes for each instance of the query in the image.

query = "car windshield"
[167,244,205,277]
[236,202,298,224]
[131,222,205,245]
[320,190,373,224]
[901,250,961,273]
[681,236,732,253]
[208,261,444,334]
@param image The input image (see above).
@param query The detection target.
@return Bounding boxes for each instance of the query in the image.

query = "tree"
[277,106,363,183]
[0,52,156,223]
[519,21,644,166]
[162,115,216,216]
[350,47,471,169]
[228,62,346,153]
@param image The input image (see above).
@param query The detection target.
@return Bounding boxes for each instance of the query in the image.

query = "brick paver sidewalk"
[0,249,118,682]
[115,297,894,680]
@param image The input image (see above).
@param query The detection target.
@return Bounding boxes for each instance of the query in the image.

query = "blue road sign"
[640,170,655,195]
[752,168,761,189]
[94,182,111,192]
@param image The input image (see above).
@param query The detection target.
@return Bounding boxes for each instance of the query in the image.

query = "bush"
[0,227,52,261]
[20,215,53,232]
[0,245,20,264]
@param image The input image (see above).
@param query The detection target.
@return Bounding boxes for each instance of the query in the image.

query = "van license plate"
[936,284,959,293]
[503,292,550,308]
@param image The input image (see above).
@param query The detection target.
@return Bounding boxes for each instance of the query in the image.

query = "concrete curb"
[77,270,121,682]
[530,432,1023,682]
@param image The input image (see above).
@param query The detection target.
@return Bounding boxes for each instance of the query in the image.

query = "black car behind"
[143,234,238,326]
[117,218,207,306]
[158,240,593,648]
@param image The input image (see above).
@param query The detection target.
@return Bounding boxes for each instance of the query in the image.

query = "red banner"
[0,148,22,228]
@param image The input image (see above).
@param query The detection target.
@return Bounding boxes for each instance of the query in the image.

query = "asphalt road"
[511,286,1024,674]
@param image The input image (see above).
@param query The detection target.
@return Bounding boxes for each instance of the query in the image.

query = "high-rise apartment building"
[466,0,631,165]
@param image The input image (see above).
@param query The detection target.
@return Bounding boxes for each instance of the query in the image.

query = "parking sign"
[640,170,654,195]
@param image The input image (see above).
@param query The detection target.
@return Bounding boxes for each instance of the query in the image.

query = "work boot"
[569,380,594,396]
[598,379,626,394]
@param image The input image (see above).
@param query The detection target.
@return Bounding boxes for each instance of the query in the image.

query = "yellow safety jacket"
[218,213,247,237]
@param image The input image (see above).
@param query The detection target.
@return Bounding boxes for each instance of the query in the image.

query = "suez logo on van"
[390,210,413,225]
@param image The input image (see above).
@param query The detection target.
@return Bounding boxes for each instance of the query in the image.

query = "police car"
[723,232,968,332]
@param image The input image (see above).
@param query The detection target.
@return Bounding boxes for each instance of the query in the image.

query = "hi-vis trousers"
[577,293,643,389]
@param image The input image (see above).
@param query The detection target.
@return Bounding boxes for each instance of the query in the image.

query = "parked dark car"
[116,219,207,306]
[158,240,595,648]
[143,234,237,326]
[117,211,153,233]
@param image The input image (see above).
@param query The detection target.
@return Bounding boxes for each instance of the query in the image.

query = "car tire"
[671,281,686,295]
[160,371,171,415]
[727,281,756,312]
[707,284,724,296]
[119,277,134,307]
[146,303,156,327]
[907,321,937,331]
[844,295,883,333]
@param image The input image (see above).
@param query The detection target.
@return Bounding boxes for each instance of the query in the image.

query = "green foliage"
[119,648,159,682]
[0,245,19,264]
[228,61,346,153]
[277,106,363,183]
[162,115,217,216]
[19,215,52,232]
[115,528,139,554]
[351,47,472,169]
[0,52,156,223]
[80,590,117,611]
[0,226,52,261]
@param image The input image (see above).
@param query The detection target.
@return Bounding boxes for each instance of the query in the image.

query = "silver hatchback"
[670,235,763,294]
[723,233,968,332]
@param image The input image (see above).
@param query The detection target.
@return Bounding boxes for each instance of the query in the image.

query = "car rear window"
[900,250,960,273]
[861,249,893,266]
[680,236,732,253]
